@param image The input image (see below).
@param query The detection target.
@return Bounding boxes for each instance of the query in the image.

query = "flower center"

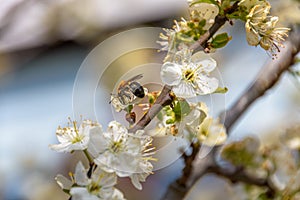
[184,69,195,82]
[110,140,123,153]
[71,121,84,144]
[87,182,101,195]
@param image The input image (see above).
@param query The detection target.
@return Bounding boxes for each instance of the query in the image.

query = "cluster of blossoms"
[240,0,290,56]
[50,120,155,199]
[51,0,293,199]
[157,2,221,55]
[221,131,300,199]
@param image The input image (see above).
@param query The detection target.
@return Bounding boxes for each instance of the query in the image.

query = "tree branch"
[221,27,300,132]
[205,165,276,197]
[129,85,174,133]
[162,26,300,200]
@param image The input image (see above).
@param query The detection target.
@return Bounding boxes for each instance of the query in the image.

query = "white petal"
[87,126,108,157]
[55,174,73,190]
[108,121,128,140]
[130,174,143,190]
[191,52,217,73]
[70,187,100,200]
[160,62,182,86]
[93,167,117,188]
[147,126,168,137]
[203,126,227,146]
[195,76,219,94]
[74,162,88,186]
[49,142,73,153]
[112,189,126,200]
[245,22,260,46]
[191,3,219,21]
[172,81,196,98]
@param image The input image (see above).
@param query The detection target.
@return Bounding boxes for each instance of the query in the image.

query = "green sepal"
[211,33,231,48]
[62,189,70,194]
[125,105,133,113]
[166,118,176,124]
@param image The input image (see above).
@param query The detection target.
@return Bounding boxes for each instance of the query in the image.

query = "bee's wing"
[127,74,143,82]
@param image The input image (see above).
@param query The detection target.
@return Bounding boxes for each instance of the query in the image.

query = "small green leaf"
[211,33,232,48]
[198,19,206,27]
[125,105,133,113]
[173,100,191,121]
[214,87,228,94]
[221,0,231,9]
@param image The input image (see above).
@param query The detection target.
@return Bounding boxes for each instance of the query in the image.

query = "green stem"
[83,149,93,164]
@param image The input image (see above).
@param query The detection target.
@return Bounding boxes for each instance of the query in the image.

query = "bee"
[113,74,145,106]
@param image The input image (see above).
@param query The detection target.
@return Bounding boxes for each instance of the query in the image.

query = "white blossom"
[186,103,227,146]
[244,1,290,56]
[70,162,117,200]
[49,119,100,153]
[88,121,155,190]
[160,50,219,98]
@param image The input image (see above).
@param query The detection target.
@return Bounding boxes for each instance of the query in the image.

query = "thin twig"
[130,3,239,134]
[177,143,200,187]
[129,85,174,133]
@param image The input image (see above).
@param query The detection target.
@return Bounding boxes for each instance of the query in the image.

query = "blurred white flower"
[187,114,227,146]
[280,126,300,150]
[70,161,117,200]
[160,50,219,98]
[49,119,100,153]
[88,121,155,190]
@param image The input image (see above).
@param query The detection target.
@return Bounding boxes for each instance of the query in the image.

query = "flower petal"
[192,52,217,73]
[55,174,73,190]
[70,187,99,200]
[160,62,182,86]
[245,22,260,46]
[172,81,196,98]
[74,162,88,186]
[87,126,108,157]
[195,76,219,94]
[112,189,126,200]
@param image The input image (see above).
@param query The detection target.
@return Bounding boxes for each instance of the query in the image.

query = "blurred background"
[0,0,299,200]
